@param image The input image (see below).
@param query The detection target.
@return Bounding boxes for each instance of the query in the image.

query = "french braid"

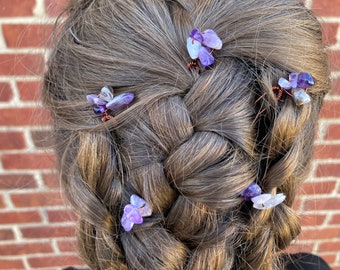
[43,0,329,269]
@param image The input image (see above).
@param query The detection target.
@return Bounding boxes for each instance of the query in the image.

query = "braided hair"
[43,0,329,269]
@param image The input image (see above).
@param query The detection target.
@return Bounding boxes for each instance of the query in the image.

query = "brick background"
[0,0,339,269]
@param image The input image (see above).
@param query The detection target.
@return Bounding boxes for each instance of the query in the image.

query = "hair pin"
[240,182,286,210]
[121,194,152,232]
[69,27,81,44]
[186,28,222,71]
[274,72,315,106]
[86,86,134,122]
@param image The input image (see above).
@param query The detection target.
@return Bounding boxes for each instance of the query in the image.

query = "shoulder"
[283,253,331,270]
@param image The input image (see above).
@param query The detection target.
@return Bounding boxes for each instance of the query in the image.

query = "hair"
[43,0,330,269]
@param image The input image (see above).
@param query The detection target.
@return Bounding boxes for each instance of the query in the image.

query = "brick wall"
[0,0,339,269]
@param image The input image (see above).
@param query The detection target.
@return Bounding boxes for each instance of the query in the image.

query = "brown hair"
[43,0,330,269]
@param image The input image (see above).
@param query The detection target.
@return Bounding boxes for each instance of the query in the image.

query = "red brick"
[31,130,54,148]
[300,181,337,195]
[28,255,83,268]
[318,242,340,253]
[315,121,321,140]
[322,22,339,46]
[329,214,340,225]
[325,124,340,140]
[285,243,314,254]
[42,173,60,189]
[21,225,75,239]
[330,76,340,96]
[2,152,56,170]
[312,0,340,17]
[11,191,63,207]
[0,82,12,101]
[0,229,15,241]
[45,0,69,17]
[57,239,77,252]
[0,259,24,270]
[17,80,41,101]
[304,198,340,211]
[0,174,37,189]
[0,54,44,76]
[292,198,302,211]
[0,195,5,208]
[0,131,26,150]
[0,242,53,256]
[314,145,340,159]
[0,0,35,17]
[0,107,51,126]
[329,50,340,72]
[320,100,340,118]
[299,228,340,240]
[47,209,77,223]
[2,24,54,48]
[299,214,327,227]
[316,163,340,178]
[0,210,42,224]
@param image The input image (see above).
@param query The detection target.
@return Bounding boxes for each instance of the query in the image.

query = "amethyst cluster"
[240,182,286,210]
[121,194,152,232]
[278,72,315,106]
[86,86,134,120]
[186,28,223,67]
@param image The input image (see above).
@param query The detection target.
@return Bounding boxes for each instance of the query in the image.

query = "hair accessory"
[274,72,315,106]
[121,194,152,232]
[69,27,81,44]
[87,86,134,122]
[186,28,222,70]
[240,182,286,210]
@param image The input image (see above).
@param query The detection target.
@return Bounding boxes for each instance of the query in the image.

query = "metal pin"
[69,27,81,44]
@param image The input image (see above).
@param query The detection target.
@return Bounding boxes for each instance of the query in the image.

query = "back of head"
[43,0,329,269]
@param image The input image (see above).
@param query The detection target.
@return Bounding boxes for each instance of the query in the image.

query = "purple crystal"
[292,88,311,105]
[252,193,286,210]
[99,86,114,102]
[289,73,299,89]
[189,28,204,43]
[124,204,143,224]
[87,94,107,106]
[201,29,223,50]
[93,105,106,114]
[198,46,214,67]
[106,92,135,111]
[241,182,262,201]
[278,78,292,90]
[121,205,143,232]
[121,194,152,232]
[130,194,152,216]
[296,72,315,88]
[278,72,315,91]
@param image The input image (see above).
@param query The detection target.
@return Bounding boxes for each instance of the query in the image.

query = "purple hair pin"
[121,194,152,232]
[273,72,315,106]
[240,182,286,210]
[86,86,134,122]
[186,28,222,71]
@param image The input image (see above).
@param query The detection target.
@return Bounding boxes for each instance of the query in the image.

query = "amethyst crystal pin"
[240,182,286,210]
[86,86,134,122]
[278,72,315,106]
[121,194,152,232]
[186,28,222,67]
